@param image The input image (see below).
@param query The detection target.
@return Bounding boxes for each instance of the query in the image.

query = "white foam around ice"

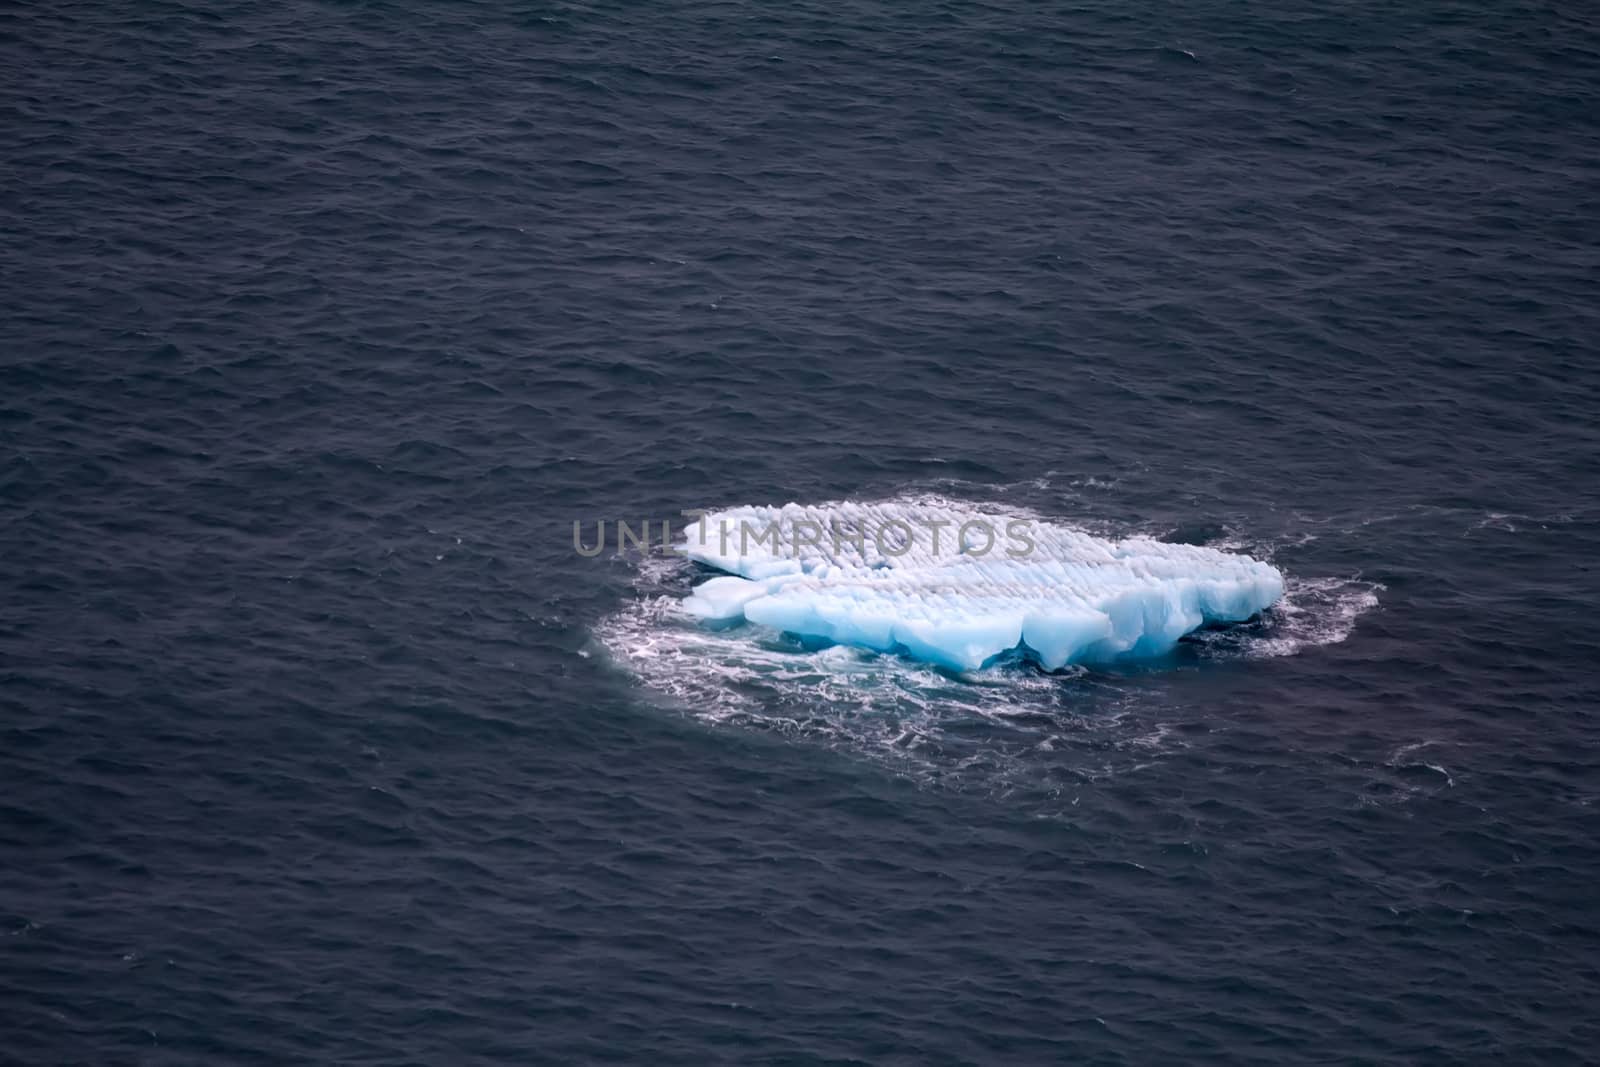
[679,502,1285,671]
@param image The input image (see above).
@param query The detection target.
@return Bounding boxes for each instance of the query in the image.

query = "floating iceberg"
[680,502,1284,672]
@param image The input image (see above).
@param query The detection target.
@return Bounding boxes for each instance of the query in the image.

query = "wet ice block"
[679,502,1284,672]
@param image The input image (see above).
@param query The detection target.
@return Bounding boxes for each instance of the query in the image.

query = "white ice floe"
[679,501,1284,671]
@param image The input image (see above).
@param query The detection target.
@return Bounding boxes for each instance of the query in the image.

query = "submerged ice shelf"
[680,502,1285,672]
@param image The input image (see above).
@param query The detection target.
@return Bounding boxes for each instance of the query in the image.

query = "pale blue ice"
[680,502,1285,672]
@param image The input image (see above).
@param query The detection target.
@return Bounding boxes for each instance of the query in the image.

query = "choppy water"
[5,0,1600,1062]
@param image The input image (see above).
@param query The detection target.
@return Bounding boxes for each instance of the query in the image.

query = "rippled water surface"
[5,0,1600,1062]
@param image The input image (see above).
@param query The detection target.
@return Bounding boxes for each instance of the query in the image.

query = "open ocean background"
[5,0,1600,1062]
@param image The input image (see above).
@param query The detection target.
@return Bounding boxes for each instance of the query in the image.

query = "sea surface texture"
[4,1,1600,1062]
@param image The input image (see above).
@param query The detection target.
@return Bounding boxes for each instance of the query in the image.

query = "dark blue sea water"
[5,0,1600,1062]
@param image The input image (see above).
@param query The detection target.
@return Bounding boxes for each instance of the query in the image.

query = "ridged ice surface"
[682,503,1284,670]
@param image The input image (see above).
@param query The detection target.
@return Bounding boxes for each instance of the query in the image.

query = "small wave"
[1386,740,1455,788]
[1185,574,1382,659]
